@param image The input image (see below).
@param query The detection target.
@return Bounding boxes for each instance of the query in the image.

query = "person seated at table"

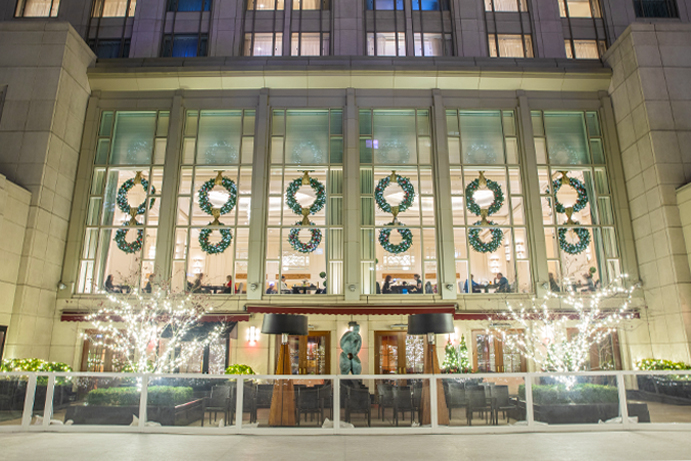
[223,275,233,294]
[382,275,393,294]
[190,273,203,293]
[104,274,120,293]
[400,281,410,294]
[463,274,480,293]
[495,273,510,293]
[266,282,277,294]
[425,281,433,294]
[582,270,596,292]
[280,275,290,294]
[412,274,423,293]
[549,272,560,292]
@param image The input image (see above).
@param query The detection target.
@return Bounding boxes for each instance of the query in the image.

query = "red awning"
[60,311,250,323]
[246,304,456,316]
[453,310,640,321]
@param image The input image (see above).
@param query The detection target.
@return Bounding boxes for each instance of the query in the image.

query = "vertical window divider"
[515,95,549,296]
[344,90,360,301]
[431,92,458,299]
[120,0,134,57]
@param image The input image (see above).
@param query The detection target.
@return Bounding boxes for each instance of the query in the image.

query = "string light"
[490,274,639,388]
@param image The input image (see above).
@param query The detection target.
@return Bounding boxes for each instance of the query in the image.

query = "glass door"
[374,331,425,374]
[281,331,331,375]
[472,329,526,372]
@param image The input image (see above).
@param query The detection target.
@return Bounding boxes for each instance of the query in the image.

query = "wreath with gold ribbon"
[198,172,237,255]
[379,222,413,254]
[285,172,326,225]
[288,221,322,253]
[468,220,504,254]
[114,221,143,254]
[116,172,155,216]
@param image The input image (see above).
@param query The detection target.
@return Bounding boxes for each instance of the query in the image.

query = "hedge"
[86,386,193,407]
[518,383,619,405]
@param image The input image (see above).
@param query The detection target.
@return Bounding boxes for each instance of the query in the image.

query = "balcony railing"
[1,370,690,434]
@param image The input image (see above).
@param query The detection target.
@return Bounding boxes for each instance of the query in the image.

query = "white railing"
[1,370,690,435]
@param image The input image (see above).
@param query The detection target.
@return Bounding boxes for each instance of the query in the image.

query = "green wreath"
[286,176,326,216]
[552,174,589,214]
[378,223,413,254]
[468,221,504,253]
[375,173,415,214]
[465,175,504,216]
[117,175,156,216]
[558,225,591,255]
[114,222,143,254]
[288,221,322,253]
[199,227,233,255]
[198,176,237,216]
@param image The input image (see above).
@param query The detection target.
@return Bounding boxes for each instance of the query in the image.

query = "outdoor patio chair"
[377,383,394,422]
[444,381,466,420]
[202,384,232,426]
[392,386,415,426]
[229,382,257,424]
[345,386,371,426]
[493,385,516,423]
[467,387,493,426]
[295,387,322,426]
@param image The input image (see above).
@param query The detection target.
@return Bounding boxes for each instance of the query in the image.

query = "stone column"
[246,89,271,300]
[130,0,167,58]
[0,22,95,359]
[529,0,567,58]
[605,23,691,361]
[334,0,364,55]
[344,88,361,300]
[431,90,458,300]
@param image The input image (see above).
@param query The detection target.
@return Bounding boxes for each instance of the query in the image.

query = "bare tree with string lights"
[488,275,639,381]
[82,275,226,374]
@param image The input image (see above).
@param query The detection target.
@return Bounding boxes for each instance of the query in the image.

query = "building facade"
[0,0,690,376]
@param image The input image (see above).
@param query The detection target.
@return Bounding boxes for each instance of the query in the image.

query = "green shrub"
[225,364,255,375]
[0,358,72,385]
[636,358,691,371]
[518,383,618,405]
[86,386,193,407]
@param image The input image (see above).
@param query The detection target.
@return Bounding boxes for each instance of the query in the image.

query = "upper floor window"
[248,0,284,10]
[633,0,678,17]
[414,33,452,57]
[293,0,329,9]
[15,0,59,17]
[565,40,605,59]
[367,32,406,56]
[92,0,136,17]
[77,111,168,294]
[167,0,210,12]
[484,0,527,12]
[89,39,131,59]
[360,110,438,295]
[412,0,449,10]
[559,0,600,17]
[244,32,283,56]
[366,0,403,9]
[161,34,208,57]
[488,34,534,58]
[291,32,329,56]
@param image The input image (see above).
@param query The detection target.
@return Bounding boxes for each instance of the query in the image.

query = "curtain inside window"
[92,0,136,17]
[21,0,59,17]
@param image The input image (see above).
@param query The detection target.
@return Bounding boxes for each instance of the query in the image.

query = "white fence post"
[21,373,37,429]
[524,373,535,429]
[42,374,56,427]
[138,375,149,430]
[333,376,340,432]
[430,375,439,428]
[616,372,631,428]
[235,377,244,429]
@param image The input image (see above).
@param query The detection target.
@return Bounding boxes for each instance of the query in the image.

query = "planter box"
[64,399,204,426]
[532,402,650,424]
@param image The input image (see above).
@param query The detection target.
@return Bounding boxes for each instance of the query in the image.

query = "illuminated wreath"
[114,222,143,254]
[379,223,413,254]
[465,175,504,216]
[116,174,156,216]
[198,176,237,216]
[558,225,591,255]
[199,227,233,255]
[552,174,589,214]
[288,222,322,253]
[375,173,415,214]
[468,221,504,254]
[286,176,326,216]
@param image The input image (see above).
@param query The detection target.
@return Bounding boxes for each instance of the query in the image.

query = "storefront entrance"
[279,331,331,375]
[374,331,425,374]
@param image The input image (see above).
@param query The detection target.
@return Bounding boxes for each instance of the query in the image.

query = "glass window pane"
[373,110,417,164]
[99,112,114,137]
[544,112,590,164]
[330,110,343,135]
[196,111,243,164]
[285,110,329,164]
[110,112,156,165]
[460,111,505,164]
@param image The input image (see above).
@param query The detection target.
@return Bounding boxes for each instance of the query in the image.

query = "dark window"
[366,0,403,10]
[88,39,131,59]
[633,0,678,17]
[0,326,6,362]
[161,34,209,57]
[411,0,449,11]
[167,0,211,12]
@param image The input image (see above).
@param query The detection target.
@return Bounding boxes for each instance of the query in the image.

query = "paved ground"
[1,431,691,460]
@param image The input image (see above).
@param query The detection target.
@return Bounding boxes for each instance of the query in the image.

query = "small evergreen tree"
[458,334,470,373]
[441,340,460,373]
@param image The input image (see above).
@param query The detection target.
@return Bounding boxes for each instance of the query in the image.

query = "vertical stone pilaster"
[344,88,361,301]
[246,89,271,300]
